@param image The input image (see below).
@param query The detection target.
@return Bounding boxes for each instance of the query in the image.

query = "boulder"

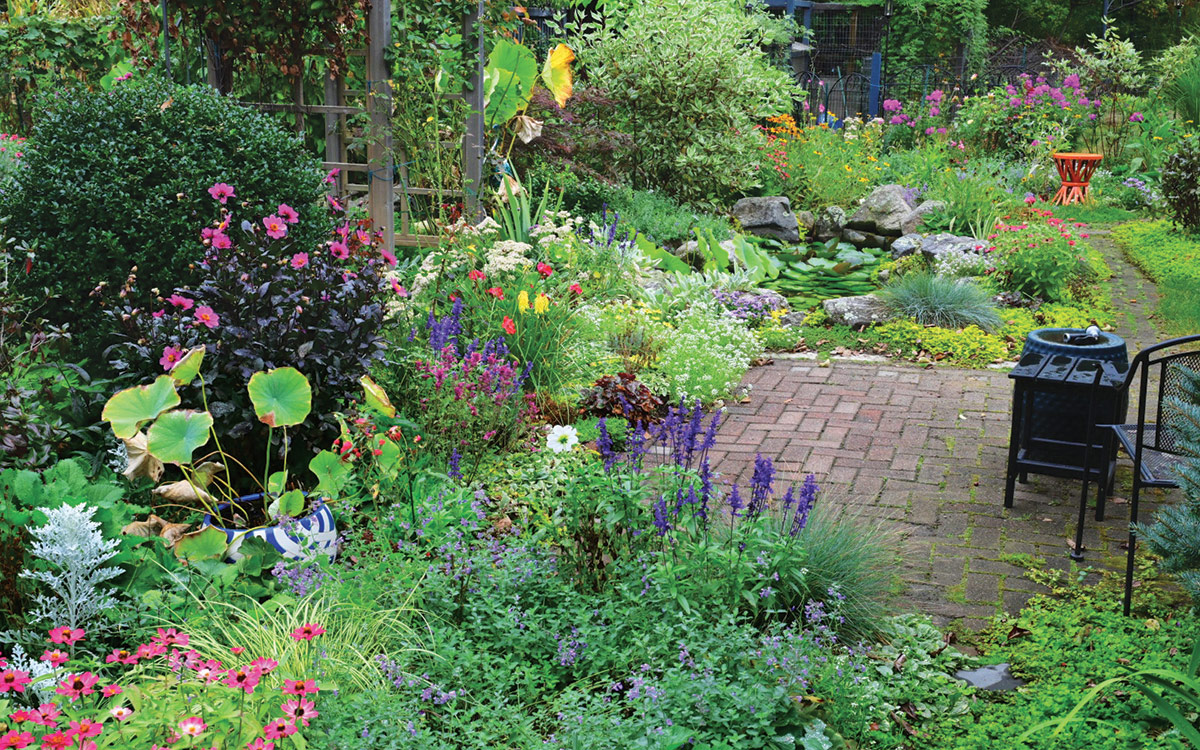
[732,196,800,243]
[797,210,816,236]
[900,199,946,235]
[920,233,987,263]
[890,233,924,259]
[821,294,894,329]
[847,184,914,236]
[843,228,891,250]
[780,310,809,328]
[813,206,847,241]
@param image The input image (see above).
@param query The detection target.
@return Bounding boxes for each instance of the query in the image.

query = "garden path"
[714,236,1178,632]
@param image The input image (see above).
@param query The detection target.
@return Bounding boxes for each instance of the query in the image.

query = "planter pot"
[202,494,338,562]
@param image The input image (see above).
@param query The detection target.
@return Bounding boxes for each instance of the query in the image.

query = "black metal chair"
[1109,334,1200,616]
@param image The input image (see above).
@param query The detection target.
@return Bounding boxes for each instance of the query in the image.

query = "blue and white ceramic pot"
[202,494,338,562]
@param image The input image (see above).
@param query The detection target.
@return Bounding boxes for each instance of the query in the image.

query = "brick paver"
[715,237,1179,631]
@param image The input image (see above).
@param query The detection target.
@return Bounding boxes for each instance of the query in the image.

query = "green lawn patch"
[1111,220,1200,335]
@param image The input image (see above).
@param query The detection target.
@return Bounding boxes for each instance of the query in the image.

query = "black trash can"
[1021,327,1129,462]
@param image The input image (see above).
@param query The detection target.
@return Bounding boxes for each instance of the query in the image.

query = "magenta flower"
[167,294,194,311]
[152,309,166,319]
[194,306,220,329]
[290,252,309,269]
[211,232,232,250]
[390,278,408,297]
[263,215,288,240]
[329,241,350,260]
[55,672,98,702]
[882,99,902,113]
[1129,111,1144,122]
[277,203,300,224]
[380,247,397,266]
[160,346,184,371]
[207,183,235,204]
[324,167,341,184]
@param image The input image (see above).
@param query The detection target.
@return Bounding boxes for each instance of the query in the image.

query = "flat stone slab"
[955,663,1025,691]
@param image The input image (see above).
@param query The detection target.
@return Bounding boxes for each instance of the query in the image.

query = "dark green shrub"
[1162,136,1200,231]
[5,77,329,352]
[878,272,1003,332]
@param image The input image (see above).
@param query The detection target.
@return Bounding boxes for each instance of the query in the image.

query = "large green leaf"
[169,345,206,386]
[309,450,351,498]
[635,235,691,274]
[173,525,228,561]
[101,376,181,439]
[146,410,213,465]
[360,374,396,417]
[247,367,311,428]
[484,39,537,129]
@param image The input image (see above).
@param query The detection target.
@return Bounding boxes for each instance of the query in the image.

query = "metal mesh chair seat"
[1110,425,1189,487]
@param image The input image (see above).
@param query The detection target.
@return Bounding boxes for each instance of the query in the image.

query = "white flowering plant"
[657,303,762,404]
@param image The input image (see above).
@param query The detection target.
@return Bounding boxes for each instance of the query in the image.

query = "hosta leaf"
[102,376,180,439]
[147,410,213,465]
[247,367,311,428]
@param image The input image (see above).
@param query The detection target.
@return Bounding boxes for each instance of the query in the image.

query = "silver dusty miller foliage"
[20,504,122,630]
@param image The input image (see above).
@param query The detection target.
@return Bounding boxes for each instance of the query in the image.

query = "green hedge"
[1111,220,1200,335]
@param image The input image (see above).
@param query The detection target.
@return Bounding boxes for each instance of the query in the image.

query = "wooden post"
[323,69,346,193]
[462,1,486,221]
[366,0,395,253]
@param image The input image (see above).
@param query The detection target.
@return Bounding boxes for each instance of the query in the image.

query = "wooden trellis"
[204,0,485,254]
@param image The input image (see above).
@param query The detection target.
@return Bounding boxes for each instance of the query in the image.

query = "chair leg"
[1123,476,1141,617]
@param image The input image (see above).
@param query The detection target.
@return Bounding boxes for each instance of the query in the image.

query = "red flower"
[502,316,516,336]
[486,287,505,300]
[468,270,486,282]
[536,262,554,277]
[568,283,583,295]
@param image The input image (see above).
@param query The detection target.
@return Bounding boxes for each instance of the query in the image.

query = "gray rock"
[732,196,800,243]
[847,184,914,236]
[890,233,924,259]
[954,663,1026,691]
[900,199,947,235]
[842,228,869,246]
[813,206,847,241]
[920,233,987,263]
[797,210,816,235]
[821,294,894,329]
[780,310,810,328]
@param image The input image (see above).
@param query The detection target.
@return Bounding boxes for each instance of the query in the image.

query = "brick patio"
[712,237,1178,631]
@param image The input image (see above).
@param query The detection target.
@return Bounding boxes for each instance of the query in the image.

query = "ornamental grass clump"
[878,272,1003,332]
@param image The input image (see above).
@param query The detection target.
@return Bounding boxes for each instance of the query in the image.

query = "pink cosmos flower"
[108,707,133,722]
[246,740,275,750]
[250,657,278,674]
[263,720,296,740]
[281,697,319,727]
[324,168,341,184]
[290,252,309,269]
[152,309,166,319]
[390,278,408,297]
[153,629,188,648]
[158,345,183,372]
[47,628,84,646]
[277,204,300,224]
[136,643,165,660]
[289,624,326,642]
[0,670,31,694]
[327,195,344,212]
[381,247,398,266]
[178,717,206,738]
[40,650,69,668]
[166,294,194,311]
[0,731,33,749]
[355,229,371,245]
[104,649,138,666]
[67,719,102,739]
[211,232,232,250]
[194,306,220,329]
[263,216,288,240]
[207,183,235,204]
[223,667,262,695]
[101,685,122,698]
[282,679,318,696]
[329,241,350,260]
[56,673,98,702]
[39,732,70,750]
